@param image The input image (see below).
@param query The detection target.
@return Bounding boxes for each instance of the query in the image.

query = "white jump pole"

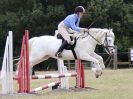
[57,59,69,89]
[0,31,13,94]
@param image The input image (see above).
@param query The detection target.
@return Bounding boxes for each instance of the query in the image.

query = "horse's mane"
[89,28,115,39]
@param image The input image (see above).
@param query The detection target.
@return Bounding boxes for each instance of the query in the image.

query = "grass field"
[0,69,133,99]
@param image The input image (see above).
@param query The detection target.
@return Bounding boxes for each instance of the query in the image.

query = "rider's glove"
[80,28,89,32]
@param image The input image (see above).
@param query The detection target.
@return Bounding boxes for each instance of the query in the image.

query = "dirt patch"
[48,87,97,93]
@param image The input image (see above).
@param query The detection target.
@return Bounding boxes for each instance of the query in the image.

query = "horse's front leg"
[90,52,105,69]
[80,53,100,64]
[80,53,102,78]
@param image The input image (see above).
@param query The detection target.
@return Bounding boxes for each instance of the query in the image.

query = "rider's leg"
[55,40,68,58]
[55,21,71,58]
[58,21,71,43]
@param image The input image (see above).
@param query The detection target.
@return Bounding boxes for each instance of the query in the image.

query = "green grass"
[0,69,133,99]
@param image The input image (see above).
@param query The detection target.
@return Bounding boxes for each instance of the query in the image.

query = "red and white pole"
[76,59,85,88]
[17,30,30,93]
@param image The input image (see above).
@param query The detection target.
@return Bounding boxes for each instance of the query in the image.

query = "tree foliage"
[0,0,132,68]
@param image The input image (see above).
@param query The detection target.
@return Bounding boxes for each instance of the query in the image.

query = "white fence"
[0,31,13,94]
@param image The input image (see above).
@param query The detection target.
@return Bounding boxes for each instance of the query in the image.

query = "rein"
[77,30,114,55]
[103,33,111,54]
[86,31,101,44]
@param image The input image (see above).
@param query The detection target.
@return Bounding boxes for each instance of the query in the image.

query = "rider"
[55,6,89,58]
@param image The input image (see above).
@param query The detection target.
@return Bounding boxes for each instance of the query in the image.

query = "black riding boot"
[55,40,68,58]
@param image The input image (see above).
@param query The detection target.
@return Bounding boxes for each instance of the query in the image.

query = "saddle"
[56,33,77,59]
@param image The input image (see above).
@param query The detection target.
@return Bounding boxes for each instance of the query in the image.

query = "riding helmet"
[74,6,86,13]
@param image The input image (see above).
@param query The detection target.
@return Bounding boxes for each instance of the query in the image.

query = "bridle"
[103,33,114,55]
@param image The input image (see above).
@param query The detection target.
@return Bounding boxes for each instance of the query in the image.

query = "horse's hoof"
[95,74,99,78]
[100,72,103,76]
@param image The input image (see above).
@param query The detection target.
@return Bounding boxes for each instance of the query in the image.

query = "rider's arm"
[64,14,89,33]
[69,17,89,33]
[69,17,80,32]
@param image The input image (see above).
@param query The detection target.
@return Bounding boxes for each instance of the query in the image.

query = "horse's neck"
[76,32,98,51]
[91,29,106,44]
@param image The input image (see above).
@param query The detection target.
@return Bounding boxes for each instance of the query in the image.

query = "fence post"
[17,30,30,93]
[0,31,13,94]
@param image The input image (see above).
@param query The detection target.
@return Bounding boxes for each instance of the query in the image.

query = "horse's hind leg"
[29,55,49,75]
[30,55,49,67]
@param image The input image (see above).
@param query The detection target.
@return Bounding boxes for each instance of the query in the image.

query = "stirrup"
[55,52,62,58]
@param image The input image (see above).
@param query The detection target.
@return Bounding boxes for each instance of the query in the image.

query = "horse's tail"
[29,37,36,56]
[14,37,36,75]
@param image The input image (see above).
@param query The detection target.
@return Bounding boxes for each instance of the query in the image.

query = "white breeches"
[58,21,71,43]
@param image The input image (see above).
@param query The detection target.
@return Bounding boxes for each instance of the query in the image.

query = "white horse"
[28,28,115,78]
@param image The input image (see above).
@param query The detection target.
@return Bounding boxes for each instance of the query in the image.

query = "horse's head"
[88,28,115,54]
[103,29,115,54]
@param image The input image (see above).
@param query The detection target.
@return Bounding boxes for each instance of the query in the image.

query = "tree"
[0,0,133,69]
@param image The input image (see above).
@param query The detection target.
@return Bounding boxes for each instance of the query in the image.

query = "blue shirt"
[63,14,80,32]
